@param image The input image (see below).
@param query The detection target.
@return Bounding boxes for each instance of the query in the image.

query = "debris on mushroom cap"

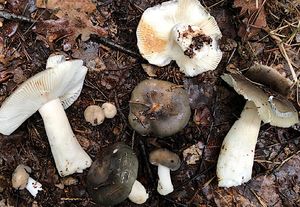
[101,102,117,119]
[128,79,191,138]
[222,73,299,127]
[12,165,32,190]
[0,58,87,135]
[149,149,181,171]
[136,0,222,77]
[84,105,105,126]
[87,143,139,206]
[244,63,293,96]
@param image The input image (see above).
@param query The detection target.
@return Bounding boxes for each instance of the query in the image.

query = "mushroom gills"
[217,101,261,187]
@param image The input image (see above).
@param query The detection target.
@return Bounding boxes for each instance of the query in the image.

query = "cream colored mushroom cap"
[12,165,32,190]
[222,73,299,127]
[136,0,222,77]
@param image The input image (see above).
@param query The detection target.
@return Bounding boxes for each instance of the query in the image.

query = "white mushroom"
[128,180,149,204]
[136,0,222,77]
[0,55,92,177]
[12,165,43,197]
[84,105,105,126]
[217,73,299,187]
[101,102,117,119]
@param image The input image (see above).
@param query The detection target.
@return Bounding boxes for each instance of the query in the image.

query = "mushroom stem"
[157,164,173,195]
[26,177,43,197]
[38,98,92,177]
[128,180,149,204]
[216,101,261,187]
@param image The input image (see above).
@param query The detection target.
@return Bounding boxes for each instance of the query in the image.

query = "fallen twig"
[0,10,35,23]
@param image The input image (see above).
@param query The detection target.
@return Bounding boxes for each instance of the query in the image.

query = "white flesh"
[39,98,92,177]
[26,177,43,197]
[128,180,149,204]
[217,101,261,187]
[157,164,173,195]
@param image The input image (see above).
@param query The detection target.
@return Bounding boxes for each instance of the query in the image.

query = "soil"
[0,0,299,207]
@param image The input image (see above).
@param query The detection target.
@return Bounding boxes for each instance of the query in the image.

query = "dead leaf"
[35,0,107,44]
[234,0,267,39]
[182,142,204,164]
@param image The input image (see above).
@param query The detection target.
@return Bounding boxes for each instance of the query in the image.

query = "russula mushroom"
[0,55,92,177]
[12,165,42,197]
[136,0,222,77]
[128,79,191,138]
[101,102,117,118]
[149,148,181,195]
[87,143,148,205]
[84,105,105,126]
[217,73,299,187]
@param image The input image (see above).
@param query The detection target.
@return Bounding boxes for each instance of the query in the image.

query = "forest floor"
[0,0,299,206]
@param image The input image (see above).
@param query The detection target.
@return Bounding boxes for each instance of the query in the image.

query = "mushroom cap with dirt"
[136,0,222,77]
[0,55,92,177]
[87,143,148,205]
[149,148,181,195]
[217,73,298,187]
[128,79,191,138]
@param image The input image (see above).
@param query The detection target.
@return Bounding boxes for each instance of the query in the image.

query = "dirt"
[0,0,299,206]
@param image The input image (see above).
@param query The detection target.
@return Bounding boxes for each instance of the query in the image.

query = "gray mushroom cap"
[0,56,87,135]
[149,148,181,171]
[128,79,191,138]
[87,143,138,206]
[222,73,299,127]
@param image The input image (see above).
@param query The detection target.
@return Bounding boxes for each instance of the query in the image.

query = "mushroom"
[101,102,117,118]
[12,165,43,197]
[216,73,299,187]
[128,79,191,138]
[136,0,222,77]
[84,105,105,126]
[149,148,181,195]
[0,55,92,177]
[87,143,148,205]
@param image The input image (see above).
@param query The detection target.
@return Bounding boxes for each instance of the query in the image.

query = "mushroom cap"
[0,57,87,135]
[149,148,181,171]
[46,54,66,69]
[12,164,32,190]
[244,63,293,96]
[87,143,138,206]
[222,73,299,127]
[84,105,105,126]
[128,79,191,138]
[136,0,222,77]
[101,102,117,119]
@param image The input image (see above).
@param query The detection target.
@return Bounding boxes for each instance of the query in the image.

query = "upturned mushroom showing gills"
[87,143,148,205]
[216,73,299,187]
[0,55,92,177]
[149,148,181,195]
[136,0,222,77]
[128,79,191,138]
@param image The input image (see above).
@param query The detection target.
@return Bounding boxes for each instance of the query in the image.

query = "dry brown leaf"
[35,0,107,44]
[234,0,267,39]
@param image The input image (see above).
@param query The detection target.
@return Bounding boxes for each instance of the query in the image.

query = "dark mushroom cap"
[87,143,138,206]
[128,79,191,138]
[149,149,181,171]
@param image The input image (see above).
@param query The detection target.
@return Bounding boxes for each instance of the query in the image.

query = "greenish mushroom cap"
[128,79,191,138]
[87,143,138,206]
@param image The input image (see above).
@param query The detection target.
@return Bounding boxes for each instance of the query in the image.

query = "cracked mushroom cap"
[0,55,87,135]
[12,164,32,190]
[87,143,138,206]
[222,73,299,127]
[128,79,191,138]
[149,149,181,171]
[136,0,222,77]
